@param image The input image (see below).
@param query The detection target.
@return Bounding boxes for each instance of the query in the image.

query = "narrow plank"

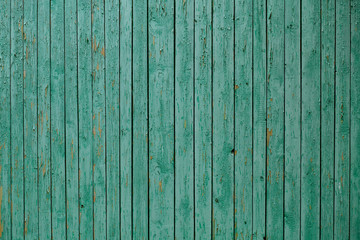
[175,0,194,238]
[65,0,79,238]
[91,0,106,237]
[10,0,24,237]
[78,0,93,238]
[194,0,212,238]
[252,0,267,238]
[105,0,120,238]
[320,0,335,238]
[266,0,284,238]
[23,0,38,237]
[284,0,300,238]
[148,0,175,237]
[0,0,11,238]
[38,0,52,238]
[301,0,321,238]
[50,0,66,237]
[119,0,132,237]
[234,0,252,238]
[132,0,148,237]
[334,0,351,238]
[212,0,234,237]
[350,0,360,238]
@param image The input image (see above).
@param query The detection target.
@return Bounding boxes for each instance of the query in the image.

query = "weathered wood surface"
[0,1,358,239]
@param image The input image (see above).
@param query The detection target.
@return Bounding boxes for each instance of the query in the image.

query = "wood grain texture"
[10,0,24,238]
[212,0,234,238]
[38,0,52,238]
[132,0,148,238]
[23,0,38,237]
[50,0,66,237]
[78,0,93,239]
[194,0,212,238]
[301,0,321,238]
[350,0,360,238]
[284,0,300,239]
[148,0,175,238]
[0,1,358,239]
[105,0,120,238]
[65,0,79,238]
[91,0,106,237]
[252,0,267,239]
[175,0,194,238]
[119,0,132,238]
[266,0,284,238]
[335,0,351,238]
[234,0,252,238]
[0,0,11,238]
[320,0,335,238]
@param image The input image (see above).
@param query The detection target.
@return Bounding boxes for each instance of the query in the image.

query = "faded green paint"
[0,1,358,240]
[301,0,321,239]
[175,0,194,238]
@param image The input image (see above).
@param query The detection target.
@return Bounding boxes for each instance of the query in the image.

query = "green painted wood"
[132,0,148,238]
[252,0,267,239]
[50,0,66,237]
[320,0,335,238]
[0,0,11,238]
[1,2,359,239]
[148,0,175,238]
[65,0,79,238]
[105,0,120,238]
[119,0,132,238]
[284,0,300,239]
[175,0,194,238]
[212,0,234,238]
[23,0,38,237]
[194,0,212,238]
[350,0,360,238]
[37,0,52,238]
[335,0,351,238]
[91,0,106,238]
[77,0,93,239]
[266,0,284,238]
[234,0,252,238]
[10,0,25,238]
[301,0,321,238]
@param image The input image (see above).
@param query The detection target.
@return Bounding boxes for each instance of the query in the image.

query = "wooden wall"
[0,0,359,239]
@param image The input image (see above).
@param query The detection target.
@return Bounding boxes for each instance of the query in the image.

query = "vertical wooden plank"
[23,0,38,237]
[194,0,212,238]
[38,0,52,238]
[0,0,11,238]
[266,0,284,238]
[65,0,79,238]
[105,0,120,238]
[10,0,24,237]
[133,0,148,238]
[212,0,234,238]
[284,0,300,238]
[320,0,335,238]
[252,0,267,239]
[119,0,132,238]
[148,0,175,237]
[301,0,321,238]
[175,0,194,238]
[78,0,93,238]
[350,0,360,238]
[50,0,66,237]
[234,0,252,238]
[335,0,350,238]
[92,0,106,237]
[350,2,360,240]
